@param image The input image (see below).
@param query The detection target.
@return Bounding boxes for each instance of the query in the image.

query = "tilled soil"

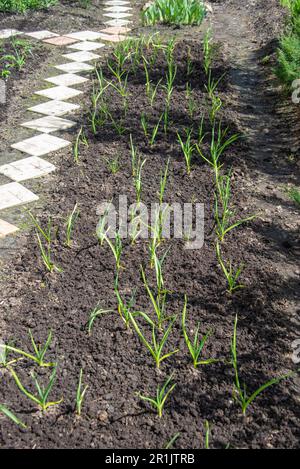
[0,0,299,450]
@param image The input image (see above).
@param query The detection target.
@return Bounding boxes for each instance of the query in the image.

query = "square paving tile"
[35,85,82,100]
[104,6,132,12]
[0,156,56,182]
[0,29,22,39]
[21,116,76,133]
[12,134,70,157]
[103,12,132,18]
[0,219,19,238]
[104,1,130,4]
[0,183,39,211]
[105,19,132,27]
[45,73,89,86]
[62,51,100,62]
[68,41,105,51]
[28,100,80,116]
[24,30,59,40]
[99,26,131,35]
[65,30,103,41]
[43,36,79,46]
[54,62,94,73]
[97,33,127,43]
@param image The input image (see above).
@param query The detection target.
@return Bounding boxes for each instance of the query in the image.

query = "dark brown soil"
[0,38,49,123]
[0,1,107,34]
[0,0,299,450]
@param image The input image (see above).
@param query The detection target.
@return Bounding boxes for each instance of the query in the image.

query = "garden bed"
[0,0,299,451]
[0,29,299,448]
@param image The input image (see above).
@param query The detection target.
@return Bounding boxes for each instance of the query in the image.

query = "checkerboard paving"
[0,2,133,237]
[0,156,56,182]
[21,116,76,134]
[12,134,71,157]
[0,183,39,211]
[35,86,83,101]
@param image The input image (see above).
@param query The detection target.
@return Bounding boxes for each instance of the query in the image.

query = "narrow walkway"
[0,0,133,239]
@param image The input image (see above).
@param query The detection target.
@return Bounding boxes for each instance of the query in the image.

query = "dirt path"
[211,0,300,390]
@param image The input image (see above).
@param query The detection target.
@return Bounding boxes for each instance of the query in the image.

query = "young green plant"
[0,404,26,428]
[0,330,55,367]
[177,128,195,175]
[216,242,244,294]
[182,295,217,368]
[87,305,113,335]
[9,366,62,412]
[65,203,79,247]
[76,368,88,416]
[129,313,179,369]
[137,373,176,418]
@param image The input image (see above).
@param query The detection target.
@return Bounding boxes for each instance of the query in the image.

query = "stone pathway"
[0,0,133,239]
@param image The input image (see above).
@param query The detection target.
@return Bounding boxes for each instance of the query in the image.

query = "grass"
[0,0,57,13]
[287,185,300,206]
[142,0,206,26]
[137,373,176,418]
[276,0,300,87]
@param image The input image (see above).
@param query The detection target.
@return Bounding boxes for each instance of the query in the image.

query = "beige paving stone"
[12,134,70,157]
[97,33,127,43]
[35,86,82,101]
[103,12,132,19]
[99,26,131,35]
[0,219,18,238]
[43,36,79,46]
[104,0,130,4]
[28,100,80,116]
[45,73,89,86]
[65,30,103,41]
[25,30,59,40]
[68,41,105,51]
[104,6,132,12]
[0,183,39,210]
[62,51,100,62]
[55,62,93,73]
[21,116,76,133]
[105,19,132,27]
[0,29,22,39]
[0,156,56,182]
